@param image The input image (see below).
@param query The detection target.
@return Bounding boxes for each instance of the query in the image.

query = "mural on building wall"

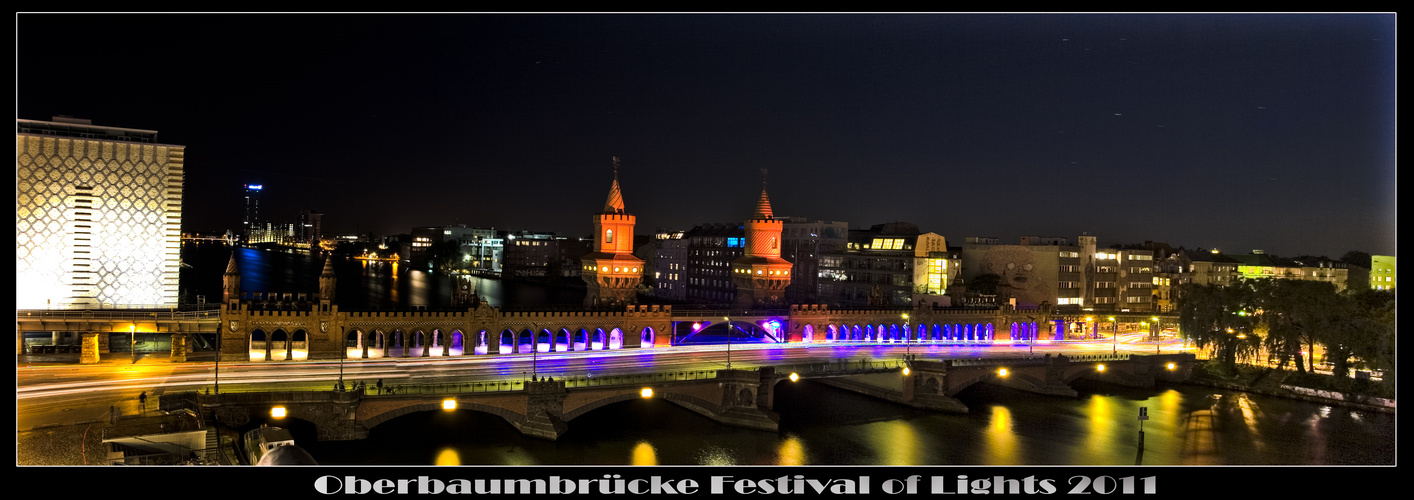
[977,246,1054,308]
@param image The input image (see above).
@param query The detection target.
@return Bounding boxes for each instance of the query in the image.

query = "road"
[17,333,1188,430]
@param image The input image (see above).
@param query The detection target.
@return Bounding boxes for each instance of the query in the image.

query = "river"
[185,244,1395,466]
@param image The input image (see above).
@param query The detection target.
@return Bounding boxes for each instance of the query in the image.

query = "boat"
[241,425,296,465]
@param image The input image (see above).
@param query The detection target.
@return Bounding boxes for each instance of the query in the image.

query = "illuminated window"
[606,229,613,244]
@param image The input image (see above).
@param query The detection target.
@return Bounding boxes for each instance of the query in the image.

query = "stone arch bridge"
[164,353,1194,442]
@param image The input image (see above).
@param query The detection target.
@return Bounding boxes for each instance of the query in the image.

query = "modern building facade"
[683,223,746,305]
[1370,255,1396,290]
[779,217,849,305]
[819,222,946,308]
[16,117,184,308]
[648,229,688,302]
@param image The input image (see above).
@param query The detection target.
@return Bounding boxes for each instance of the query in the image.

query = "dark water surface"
[282,380,1392,466]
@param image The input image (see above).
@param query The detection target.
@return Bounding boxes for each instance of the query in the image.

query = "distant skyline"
[17,13,1396,258]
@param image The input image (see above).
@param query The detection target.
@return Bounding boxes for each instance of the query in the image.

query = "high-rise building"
[243,183,262,239]
[16,117,184,308]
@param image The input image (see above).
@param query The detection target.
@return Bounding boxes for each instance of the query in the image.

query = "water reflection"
[434,448,461,465]
[983,405,1016,464]
[776,434,807,465]
[630,441,658,465]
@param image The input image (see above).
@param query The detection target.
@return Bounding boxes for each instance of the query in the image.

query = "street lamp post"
[130,325,136,364]
[724,316,732,370]
[1109,316,1118,354]
[1152,317,1161,354]
[214,331,220,395]
[531,322,539,380]
[902,313,910,359]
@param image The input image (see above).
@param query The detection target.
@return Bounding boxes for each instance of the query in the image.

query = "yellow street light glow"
[271,406,287,418]
[1166,362,1176,370]
[789,372,799,382]
[1096,364,1106,372]
[998,368,1009,377]
[443,399,457,410]
[902,367,911,376]
[640,388,654,398]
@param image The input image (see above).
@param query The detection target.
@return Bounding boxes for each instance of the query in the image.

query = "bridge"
[16,256,1176,363]
[159,353,1195,441]
[16,299,1178,364]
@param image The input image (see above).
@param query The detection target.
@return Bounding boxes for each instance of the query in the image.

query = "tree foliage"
[1179,278,1396,385]
[968,273,1001,296]
[1175,281,1260,375]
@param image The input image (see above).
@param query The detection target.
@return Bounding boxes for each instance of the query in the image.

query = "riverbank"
[1184,360,1395,414]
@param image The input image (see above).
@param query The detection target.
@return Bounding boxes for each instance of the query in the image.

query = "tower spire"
[753,168,774,220]
[603,156,625,214]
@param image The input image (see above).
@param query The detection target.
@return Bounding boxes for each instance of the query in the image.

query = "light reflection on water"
[294,379,1395,466]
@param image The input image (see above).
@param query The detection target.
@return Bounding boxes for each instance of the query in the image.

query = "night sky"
[16,13,1397,258]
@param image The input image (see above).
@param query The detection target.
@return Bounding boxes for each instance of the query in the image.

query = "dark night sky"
[16,13,1397,258]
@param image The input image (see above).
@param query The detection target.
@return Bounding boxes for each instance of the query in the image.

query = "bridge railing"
[16,308,223,321]
[771,359,909,376]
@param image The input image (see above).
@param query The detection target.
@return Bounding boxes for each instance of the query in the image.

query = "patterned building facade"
[17,117,184,308]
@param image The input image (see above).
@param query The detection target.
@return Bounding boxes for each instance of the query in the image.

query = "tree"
[1339,250,1372,269]
[968,274,1001,296]
[424,240,465,274]
[1175,280,1260,375]
[1253,279,1339,374]
[1324,289,1396,380]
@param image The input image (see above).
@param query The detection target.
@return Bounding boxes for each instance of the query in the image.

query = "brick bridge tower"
[732,170,792,308]
[223,253,240,307]
[581,157,644,308]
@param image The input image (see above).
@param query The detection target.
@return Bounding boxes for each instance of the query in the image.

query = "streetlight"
[902,313,910,359]
[724,316,732,370]
[1109,316,1118,354]
[1151,317,1161,354]
[531,322,539,380]
[130,325,136,364]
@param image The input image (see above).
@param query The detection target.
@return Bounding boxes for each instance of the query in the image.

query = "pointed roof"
[602,156,625,214]
[224,253,239,275]
[320,257,336,278]
[753,189,774,220]
[752,168,773,219]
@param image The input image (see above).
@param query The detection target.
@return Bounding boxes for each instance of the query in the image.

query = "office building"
[16,117,184,308]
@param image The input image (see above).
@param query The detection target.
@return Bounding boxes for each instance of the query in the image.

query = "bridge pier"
[80,332,102,364]
[170,333,188,363]
[712,369,780,431]
[521,380,570,440]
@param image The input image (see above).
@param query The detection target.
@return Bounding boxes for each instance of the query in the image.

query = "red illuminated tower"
[731,171,793,308]
[581,157,644,308]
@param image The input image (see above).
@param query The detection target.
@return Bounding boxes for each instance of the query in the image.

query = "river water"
[186,244,1395,466]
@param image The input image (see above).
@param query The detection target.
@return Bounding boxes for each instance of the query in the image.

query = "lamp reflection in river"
[776,434,807,465]
[867,421,921,465]
[434,448,461,465]
[631,440,658,465]
[984,405,1018,464]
